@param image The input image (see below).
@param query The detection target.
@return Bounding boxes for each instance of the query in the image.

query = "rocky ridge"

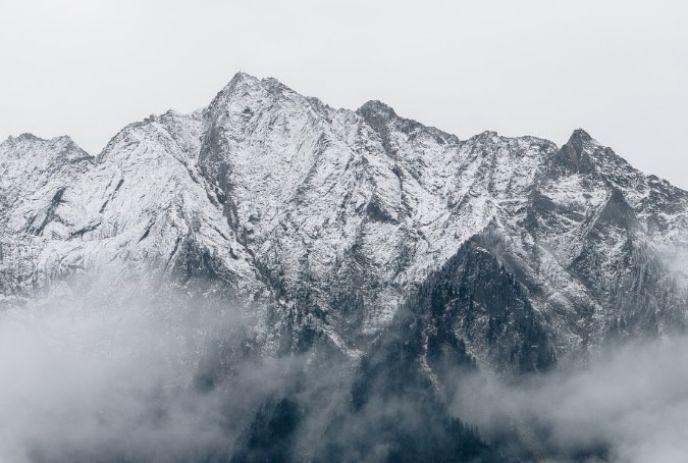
[2,72,688,370]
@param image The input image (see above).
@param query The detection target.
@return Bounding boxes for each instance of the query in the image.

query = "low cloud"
[454,335,688,462]
[4,282,687,462]
[0,287,294,462]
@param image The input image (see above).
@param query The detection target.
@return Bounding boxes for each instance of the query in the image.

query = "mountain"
[3,72,687,363]
[2,72,688,461]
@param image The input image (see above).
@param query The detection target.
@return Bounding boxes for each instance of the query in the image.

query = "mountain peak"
[2,133,78,148]
[221,71,293,95]
[54,134,76,145]
[15,132,41,142]
[357,100,397,120]
[229,71,260,85]
[545,129,599,175]
[215,71,265,96]
[567,128,596,148]
[208,72,295,116]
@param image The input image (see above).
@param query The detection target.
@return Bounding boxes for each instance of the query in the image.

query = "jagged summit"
[221,71,261,93]
[472,130,500,141]
[357,99,398,119]
[568,127,595,144]
[230,70,259,82]
[14,132,41,141]
[563,128,597,156]
[0,132,91,164]
[1,132,78,146]
[215,71,293,101]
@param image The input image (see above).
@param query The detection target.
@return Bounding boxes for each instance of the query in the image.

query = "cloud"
[453,335,688,462]
[4,277,687,463]
[0,280,496,463]
[0,286,287,462]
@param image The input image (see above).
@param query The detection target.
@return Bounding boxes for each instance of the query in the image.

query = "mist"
[0,280,381,463]
[454,335,688,462]
[4,279,688,463]
[0,286,301,462]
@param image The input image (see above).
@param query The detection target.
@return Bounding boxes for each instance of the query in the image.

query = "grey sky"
[1,0,687,186]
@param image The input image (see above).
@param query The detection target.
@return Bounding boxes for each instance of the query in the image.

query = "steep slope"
[0,111,264,317]
[522,130,688,352]
[197,73,564,357]
[0,133,94,302]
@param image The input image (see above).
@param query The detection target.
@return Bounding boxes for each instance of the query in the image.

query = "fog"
[454,336,688,462]
[0,289,300,462]
[3,283,688,462]
[0,283,372,462]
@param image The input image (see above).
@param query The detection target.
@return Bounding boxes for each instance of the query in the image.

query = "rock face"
[2,72,688,371]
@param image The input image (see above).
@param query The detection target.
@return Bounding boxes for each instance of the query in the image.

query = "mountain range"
[2,72,687,461]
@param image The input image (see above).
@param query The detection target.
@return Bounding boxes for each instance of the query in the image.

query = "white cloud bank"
[455,335,688,462]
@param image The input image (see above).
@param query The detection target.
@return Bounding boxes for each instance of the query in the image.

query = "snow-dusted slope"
[2,72,687,367]
[0,110,261,308]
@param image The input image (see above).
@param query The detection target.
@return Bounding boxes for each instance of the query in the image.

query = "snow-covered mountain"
[2,72,688,371]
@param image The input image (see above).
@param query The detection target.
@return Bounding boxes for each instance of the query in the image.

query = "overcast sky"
[1,0,686,186]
